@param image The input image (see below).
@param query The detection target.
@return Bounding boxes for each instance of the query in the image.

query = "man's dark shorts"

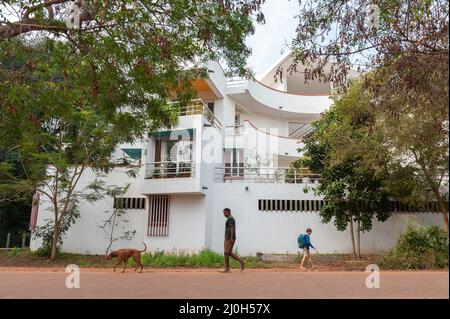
[224,239,235,254]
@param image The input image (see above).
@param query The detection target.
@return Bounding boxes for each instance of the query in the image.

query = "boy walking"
[298,228,315,270]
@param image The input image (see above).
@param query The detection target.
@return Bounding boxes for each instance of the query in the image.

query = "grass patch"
[0,248,381,271]
[380,223,449,270]
[7,247,23,257]
[128,249,263,268]
[77,260,93,267]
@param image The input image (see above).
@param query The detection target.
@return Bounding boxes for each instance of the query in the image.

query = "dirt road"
[0,269,447,299]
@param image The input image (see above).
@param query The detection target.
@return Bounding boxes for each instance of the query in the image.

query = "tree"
[300,82,392,259]
[288,0,448,87]
[1,39,146,259]
[0,1,265,259]
[290,0,449,234]
[98,183,136,255]
[0,149,32,248]
[0,1,265,76]
[367,61,449,234]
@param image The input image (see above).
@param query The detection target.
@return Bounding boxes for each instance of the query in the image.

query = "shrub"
[381,222,449,269]
[7,247,21,257]
[33,245,61,258]
[78,260,92,267]
[137,249,222,267]
[130,249,260,268]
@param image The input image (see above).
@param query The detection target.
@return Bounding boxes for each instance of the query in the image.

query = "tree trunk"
[50,221,59,261]
[432,188,449,236]
[357,218,361,260]
[349,214,357,259]
[105,209,118,255]
[420,165,449,236]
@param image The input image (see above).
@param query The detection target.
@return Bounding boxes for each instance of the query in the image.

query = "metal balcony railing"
[214,166,322,184]
[226,77,247,88]
[173,99,222,130]
[144,161,196,179]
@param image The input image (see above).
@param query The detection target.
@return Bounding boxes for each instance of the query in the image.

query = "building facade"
[30,54,443,255]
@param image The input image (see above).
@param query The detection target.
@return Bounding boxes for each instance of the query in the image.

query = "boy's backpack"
[297,234,306,249]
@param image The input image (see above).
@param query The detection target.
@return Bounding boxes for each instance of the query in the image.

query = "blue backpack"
[297,234,306,249]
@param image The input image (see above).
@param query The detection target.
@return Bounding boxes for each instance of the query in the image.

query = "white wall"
[30,168,146,254]
[210,183,444,255]
[247,80,332,114]
[149,194,207,253]
[30,168,208,255]
[239,112,289,136]
[31,169,445,256]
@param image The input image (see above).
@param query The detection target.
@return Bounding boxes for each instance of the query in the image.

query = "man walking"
[221,208,244,273]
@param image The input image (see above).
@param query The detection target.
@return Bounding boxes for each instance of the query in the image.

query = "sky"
[245,0,300,77]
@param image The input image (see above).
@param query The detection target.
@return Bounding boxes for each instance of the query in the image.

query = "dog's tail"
[140,242,147,253]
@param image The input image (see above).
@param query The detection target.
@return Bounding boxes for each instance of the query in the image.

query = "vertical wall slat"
[149,196,152,236]
[157,196,160,236]
[152,196,156,236]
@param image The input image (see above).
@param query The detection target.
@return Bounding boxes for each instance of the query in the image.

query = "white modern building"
[30,53,443,255]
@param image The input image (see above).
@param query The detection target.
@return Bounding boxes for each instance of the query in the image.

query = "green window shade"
[151,128,194,139]
[122,148,142,160]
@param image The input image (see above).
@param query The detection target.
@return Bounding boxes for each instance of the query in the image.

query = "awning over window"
[121,148,142,160]
[151,128,195,140]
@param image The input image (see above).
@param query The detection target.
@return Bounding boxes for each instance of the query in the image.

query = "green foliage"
[139,250,224,267]
[128,249,261,268]
[7,247,21,257]
[0,1,266,259]
[34,245,59,258]
[77,260,92,267]
[0,197,30,247]
[381,223,449,269]
[301,81,392,233]
[32,197,81,257]
[290,0,449,232]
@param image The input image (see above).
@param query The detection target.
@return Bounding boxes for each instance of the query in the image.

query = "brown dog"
[106,243,147,273]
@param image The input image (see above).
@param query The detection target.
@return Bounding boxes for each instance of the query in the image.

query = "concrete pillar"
[5,233,11,248]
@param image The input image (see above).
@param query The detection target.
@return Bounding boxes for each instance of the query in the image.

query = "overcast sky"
[245,0,300,77]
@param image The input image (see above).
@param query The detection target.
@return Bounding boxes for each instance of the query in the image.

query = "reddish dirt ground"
[0,269,447,299]
[0,250,383,271]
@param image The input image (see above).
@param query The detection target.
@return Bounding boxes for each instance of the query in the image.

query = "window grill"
[113,197,146,210]
[148,195,170,236]
[258,199,445,213]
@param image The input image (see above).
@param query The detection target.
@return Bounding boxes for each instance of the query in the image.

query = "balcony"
[144,161,195,179]
[174,99,222,130]
[226,78,331,122]
[140,161,203,195]
[214,166,321,184]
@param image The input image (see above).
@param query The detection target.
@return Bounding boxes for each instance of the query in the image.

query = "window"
[224,148,244,178]
[231,148,241,177]
[148,195,170,236]
[113,197,145,209]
